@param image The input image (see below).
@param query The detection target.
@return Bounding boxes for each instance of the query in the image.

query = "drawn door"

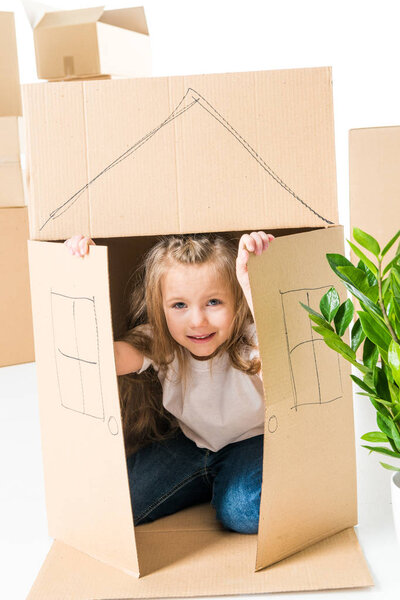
[248,226,358,570]
[28,241,140,576]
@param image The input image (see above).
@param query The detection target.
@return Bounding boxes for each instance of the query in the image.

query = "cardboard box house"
[23,67,373,598]
[0,12,34,367]
[25,3,151,81]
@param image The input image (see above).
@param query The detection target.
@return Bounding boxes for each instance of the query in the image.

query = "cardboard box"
[0,12,22,116]
[25,4,151,81]
[0,207,34,367]
[0,117,25,207]
[22,68,373,598]
[350,125,400,258]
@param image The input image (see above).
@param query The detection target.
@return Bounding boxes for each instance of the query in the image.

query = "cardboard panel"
[350,126,400,259]
[34,22,99,79]
[23,83,90,239]
[27,241,139,576]
[0,207,34,366]
[22,67,338,240]
[248,226,358,568]
[0,12,22,116]
[0,117,24,207]
[27,505,372,599]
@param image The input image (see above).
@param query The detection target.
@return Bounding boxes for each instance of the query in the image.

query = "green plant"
[300,227,400,471]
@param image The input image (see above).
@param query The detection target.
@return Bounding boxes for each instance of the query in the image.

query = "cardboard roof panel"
[28,241,139,576]
[249,225,357,568]
[0,12,22,116]
[22,67,339,241]
[349,126,400,259]
[24,82,90,238]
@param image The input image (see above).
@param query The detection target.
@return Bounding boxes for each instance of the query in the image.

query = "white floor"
[1,362,399,600]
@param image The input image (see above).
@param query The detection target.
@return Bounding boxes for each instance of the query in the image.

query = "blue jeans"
[127,429,264,534]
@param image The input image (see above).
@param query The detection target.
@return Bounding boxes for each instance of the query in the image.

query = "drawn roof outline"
[40,87,334,232]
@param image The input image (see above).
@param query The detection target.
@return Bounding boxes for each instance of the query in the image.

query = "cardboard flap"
[37,6,105,29]
[27,519,372,599]
[22,67,338,240]
[21,1,57,29]
[248,226,358,569]
[100,7,149,35]
[27,241,140,576]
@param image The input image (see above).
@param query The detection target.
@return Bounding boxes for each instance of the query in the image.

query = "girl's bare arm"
[113,341,145,376]
[65,235,145,376]
[236,231,275,318]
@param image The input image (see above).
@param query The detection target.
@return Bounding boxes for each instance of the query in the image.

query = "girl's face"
[161,261,235,359]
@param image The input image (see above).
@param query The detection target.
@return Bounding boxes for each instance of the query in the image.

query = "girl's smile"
[161,262,235,358]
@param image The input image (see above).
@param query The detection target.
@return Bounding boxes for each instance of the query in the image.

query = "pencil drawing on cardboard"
[39,88,334,232]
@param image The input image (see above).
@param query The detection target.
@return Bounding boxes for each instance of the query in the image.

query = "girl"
[65,230,274,534]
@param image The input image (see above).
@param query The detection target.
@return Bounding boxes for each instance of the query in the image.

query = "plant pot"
[391,472,400,545]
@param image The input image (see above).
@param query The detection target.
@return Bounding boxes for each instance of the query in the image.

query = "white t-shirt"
[136,323,265,451]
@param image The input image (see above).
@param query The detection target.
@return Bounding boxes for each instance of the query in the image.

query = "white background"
[1,0,400,598]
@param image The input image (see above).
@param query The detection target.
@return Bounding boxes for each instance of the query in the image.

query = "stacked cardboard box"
[0,12,34,367]
[23,67,373,598]
[25,3,151,81]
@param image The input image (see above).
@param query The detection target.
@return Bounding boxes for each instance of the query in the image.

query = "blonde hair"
[118,233,261,456]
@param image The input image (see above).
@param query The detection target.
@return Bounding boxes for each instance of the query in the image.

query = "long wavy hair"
[118,233,261,457]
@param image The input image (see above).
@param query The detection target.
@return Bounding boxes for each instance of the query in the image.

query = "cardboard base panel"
[28,504,372,600]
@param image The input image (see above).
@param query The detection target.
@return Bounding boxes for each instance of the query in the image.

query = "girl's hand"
[236,231,275,316]
[64,234,95,257]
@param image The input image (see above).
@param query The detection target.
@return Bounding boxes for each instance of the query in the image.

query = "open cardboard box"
[23,67,373,598]
[0,12,34,367]
[24,3,151,81]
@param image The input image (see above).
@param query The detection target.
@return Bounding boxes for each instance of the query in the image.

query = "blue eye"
[208,298,221,306]
[173,302,186,309]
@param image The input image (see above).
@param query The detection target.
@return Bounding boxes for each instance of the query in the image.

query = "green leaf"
[312,325,369,373]
[356,393,392,407]
[347,240,378,275]
[391,422,400,452]
[320,287,340,322]
[374,364,392,403]
[353,227,381,258]
[382,229,400,257]
[389,380,400,405]
[358,311,391,362]
[358,260,378,286]
[361,445,400,459]
[377,412,393,437]
[361,431,388,442]
[344,281,385,323]
[336,266,370,294]
[379,462,400,471]
[350,374,375,394]
[351,318,366,352]
[299,302,334,330]
[383,255,400,277]
[388,340,400,388]
[362,337,379,369]
[333,299,354,336]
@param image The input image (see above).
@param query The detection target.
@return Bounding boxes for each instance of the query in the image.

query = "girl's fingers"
[64,234,93,257]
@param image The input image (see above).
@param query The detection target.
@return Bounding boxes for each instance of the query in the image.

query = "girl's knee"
[214,485,261,534]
